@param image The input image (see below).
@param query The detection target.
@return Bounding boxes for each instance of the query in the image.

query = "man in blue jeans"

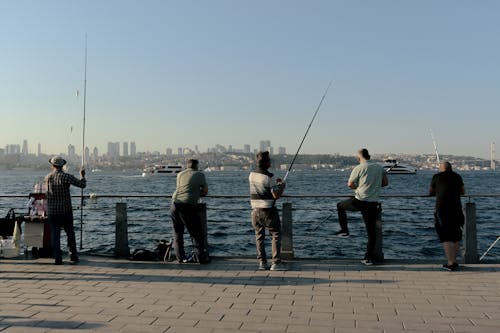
[45,156,86,265]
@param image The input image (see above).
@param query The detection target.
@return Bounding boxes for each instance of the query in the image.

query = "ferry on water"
[142,165,183,177]
[382,159,417,174]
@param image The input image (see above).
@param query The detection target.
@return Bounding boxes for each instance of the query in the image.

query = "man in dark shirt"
[429,162,465,271]
[45,157,86,265]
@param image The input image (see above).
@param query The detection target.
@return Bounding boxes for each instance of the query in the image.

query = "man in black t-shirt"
[429,162,465,271]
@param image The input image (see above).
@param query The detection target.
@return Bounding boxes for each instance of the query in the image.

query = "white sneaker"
[270,263,287,271]
[258,262,268,271]
[361,259,374,266]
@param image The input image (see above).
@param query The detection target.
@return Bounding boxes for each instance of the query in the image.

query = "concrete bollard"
[114,202,130,257]
[198,203,209,253]
[281,202,294,260]
[463,202,478,264]
[374,203,384,262]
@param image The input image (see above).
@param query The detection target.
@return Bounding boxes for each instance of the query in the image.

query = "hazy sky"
[1,1,498,158]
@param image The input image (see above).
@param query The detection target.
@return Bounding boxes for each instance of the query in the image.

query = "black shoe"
[54,259,63,265]
[442,264,457,271]
[70,255,80,263]
[334,230,350,238]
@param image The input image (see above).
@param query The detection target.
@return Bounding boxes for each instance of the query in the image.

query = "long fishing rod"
[283,80,333,182]
[80,34,88,250]
[430,129,440,166]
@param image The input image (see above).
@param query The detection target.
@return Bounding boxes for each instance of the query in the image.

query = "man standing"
[335,149,388,265]
[430,162,465,271]
[249,151,286,271]
[45,156,86,265]
[171,159,210,264]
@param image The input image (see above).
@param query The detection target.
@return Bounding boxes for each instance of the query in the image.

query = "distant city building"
[243,144,251,154]
[84,147,90,162]
[166,148,173,156]
[37,143,42,156]
[0,148,4,157]
[123,142,129,157]
[5,144,21,155]
[130,142,137,156]
[195,145,200,154]
[92,147,99,159]
[107,142,120,158]
[259,140,271,152]
[67,144,76,158]
[22,139,28,155]
[177,147,183,156]
[228,145,233,153]
[492,142,496,171]
[278,146,286,155]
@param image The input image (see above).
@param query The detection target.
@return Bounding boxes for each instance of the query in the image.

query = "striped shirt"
[45,169,86,215]
[249,169,275,209]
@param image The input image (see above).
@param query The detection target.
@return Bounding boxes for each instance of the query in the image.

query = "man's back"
[431,171,464,210]
[349,161,384,202]
[46,169,86,215]
[173,169,207,205]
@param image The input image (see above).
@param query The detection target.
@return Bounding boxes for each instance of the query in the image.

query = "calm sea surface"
[1,169,499,260]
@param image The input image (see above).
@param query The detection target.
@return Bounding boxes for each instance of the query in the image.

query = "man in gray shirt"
[335,149,388,265]
[171,159,209,264]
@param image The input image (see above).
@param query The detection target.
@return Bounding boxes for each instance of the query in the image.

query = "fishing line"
[283,80,333,182]
[80,34,88,250]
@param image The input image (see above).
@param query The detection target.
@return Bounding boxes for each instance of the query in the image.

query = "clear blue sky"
[1,0,499,158]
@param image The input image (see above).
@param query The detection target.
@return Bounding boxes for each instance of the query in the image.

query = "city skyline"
[1,1,499,159]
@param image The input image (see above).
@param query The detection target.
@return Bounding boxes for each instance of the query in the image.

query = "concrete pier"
[0,256,499,333]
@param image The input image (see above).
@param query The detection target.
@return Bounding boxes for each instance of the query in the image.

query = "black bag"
[131,249,158,261]
[0,209,16,238]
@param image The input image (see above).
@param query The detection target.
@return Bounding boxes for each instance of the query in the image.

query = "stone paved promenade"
[0,256,499,333]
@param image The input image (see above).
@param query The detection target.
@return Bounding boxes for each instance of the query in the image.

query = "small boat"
[382,159,417,174]
[142,165,183,177]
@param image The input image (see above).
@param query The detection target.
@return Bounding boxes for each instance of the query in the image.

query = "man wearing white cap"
[45,157,86,265]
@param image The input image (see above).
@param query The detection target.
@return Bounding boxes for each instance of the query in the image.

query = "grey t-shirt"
[172,169,207,205]
[348,160,385,202]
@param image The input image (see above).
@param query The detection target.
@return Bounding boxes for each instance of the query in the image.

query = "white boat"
[382,159,417,174]
[142,165,183,177]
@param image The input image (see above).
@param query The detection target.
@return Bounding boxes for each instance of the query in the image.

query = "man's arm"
[68,170,86,189]
[271,178,285,200]
[347,168,358,189]
[460,185,465,196]
[347,181,357,189]
[199,174,208,197]
[381,173,389,187]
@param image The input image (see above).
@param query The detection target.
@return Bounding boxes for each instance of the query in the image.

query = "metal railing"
[1,193,499,261]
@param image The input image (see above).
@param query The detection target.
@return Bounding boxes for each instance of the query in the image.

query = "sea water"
[0,170,499,259]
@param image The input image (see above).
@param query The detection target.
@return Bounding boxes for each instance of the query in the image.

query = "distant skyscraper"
[0,148,4,157]
[68,144,76,158]
[278,146,286,155]
[107,142,120,158]
[195,145,200,154]
[37,143,42,156]
[92,147,99,159]
[259,140,271,153]
[22,140,28,155]
[130,142,137,156]
[84,147,90,163]
[228,145,233,153]
[166,148,173,156]
[5,144,21,155]
[177,147,183,156]
[244,144,251,154]
[123,142,129,157]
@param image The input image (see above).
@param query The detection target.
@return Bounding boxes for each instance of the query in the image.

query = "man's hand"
[80,168,86,179]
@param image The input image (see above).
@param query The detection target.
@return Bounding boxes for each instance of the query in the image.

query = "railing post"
[463,202,478,264]
[198,203,209,253]
[281,202,294,260]
[114,202,130,257]
[374,203,384,262]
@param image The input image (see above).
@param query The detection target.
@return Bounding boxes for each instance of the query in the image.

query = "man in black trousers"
[170,159,210,264]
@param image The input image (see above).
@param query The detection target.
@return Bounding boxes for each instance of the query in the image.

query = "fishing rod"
[283,80,333,182]
[80,34,88,250]
[430,129,440,166]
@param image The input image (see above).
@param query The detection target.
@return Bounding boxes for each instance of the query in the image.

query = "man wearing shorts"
[430,161,465,271]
